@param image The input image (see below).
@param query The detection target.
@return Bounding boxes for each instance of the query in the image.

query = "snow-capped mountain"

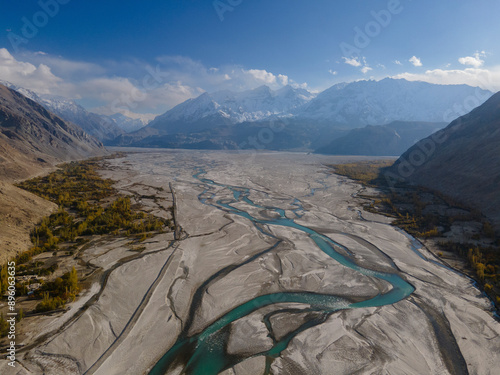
[297,78,493,126]
[147,85,315,134]
[36,95,125,141]
[0,83,105,181]
[104,113,149,133]
[2,77,494,151]
[0,80,44,104]
[112,78,494,150]
[0,80,125,142]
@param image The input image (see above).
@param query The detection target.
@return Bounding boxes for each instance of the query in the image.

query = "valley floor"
[2,150,499,375]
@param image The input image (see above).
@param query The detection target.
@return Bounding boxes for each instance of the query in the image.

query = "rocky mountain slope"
[0,83,105,181]
[387,91,500,228]
[315,121,447,156]
[0,83,107,261]
[0,80,125,142]
[38,95,125,141]
[0,181,57,264]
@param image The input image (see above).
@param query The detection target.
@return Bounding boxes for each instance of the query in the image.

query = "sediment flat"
[2,151,499,375]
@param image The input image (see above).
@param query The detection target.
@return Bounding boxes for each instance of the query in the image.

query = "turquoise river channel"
[149,169,415,375]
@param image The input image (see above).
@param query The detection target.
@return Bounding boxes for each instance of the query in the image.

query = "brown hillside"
[0,83,106,262]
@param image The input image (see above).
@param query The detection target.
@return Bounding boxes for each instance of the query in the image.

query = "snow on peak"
[156,85,316,124]
[298,78,493,125]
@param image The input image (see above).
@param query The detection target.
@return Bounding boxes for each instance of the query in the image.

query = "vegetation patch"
[12,157,172,265]
[330,160,395,186]
[329,161,500,311]
[0,155,174,327]
[34,267,79,313]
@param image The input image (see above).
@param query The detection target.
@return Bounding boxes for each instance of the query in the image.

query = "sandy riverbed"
[2,150,499,375]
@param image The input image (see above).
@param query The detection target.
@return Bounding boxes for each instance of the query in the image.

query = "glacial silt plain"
[3,150,499,375]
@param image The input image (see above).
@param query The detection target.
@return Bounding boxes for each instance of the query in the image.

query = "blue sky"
[0,0,499,118]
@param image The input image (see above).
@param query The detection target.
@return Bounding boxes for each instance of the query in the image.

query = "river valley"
[3,150,499,375]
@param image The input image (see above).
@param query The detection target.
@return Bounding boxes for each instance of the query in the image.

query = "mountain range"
[0,78,494,156]
[105,113,149,133]
[297,78,491,125]
[0,83,105,181]
[150,84,315,131]
[0,83,107,263]
[112,78,493,150]
[0,80,148,141]
[387,92,500,229]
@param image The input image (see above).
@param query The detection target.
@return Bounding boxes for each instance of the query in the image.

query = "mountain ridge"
[0,80,128,141]
[298,78,492,126]
[387,91,500,228]
[147,84,316,134]
[114,79,493,150]
[0,83,106,182]
[315,121,447,156]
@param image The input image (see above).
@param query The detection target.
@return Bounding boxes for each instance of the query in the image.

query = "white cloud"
[153,56,302,91]
[361,57,371,74]
[0,50,203,113]
[361,66,372,74]
[393,66,500,92]
[409,56,422,67]
[243,69,279,85]
[294,82,310,90]
[343,56,373,74]
[85,78,202,115]
[0,50,306,115]
[328,69,338,75]
[342,57,362,67]
[239,68,309,90]
[80,77,144,103]
[458,51,486,68]
[0,48,71,95]
[91,105,157,123]
[394,60,402,65]
[18,50,106,78]
[278,74,288,86]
